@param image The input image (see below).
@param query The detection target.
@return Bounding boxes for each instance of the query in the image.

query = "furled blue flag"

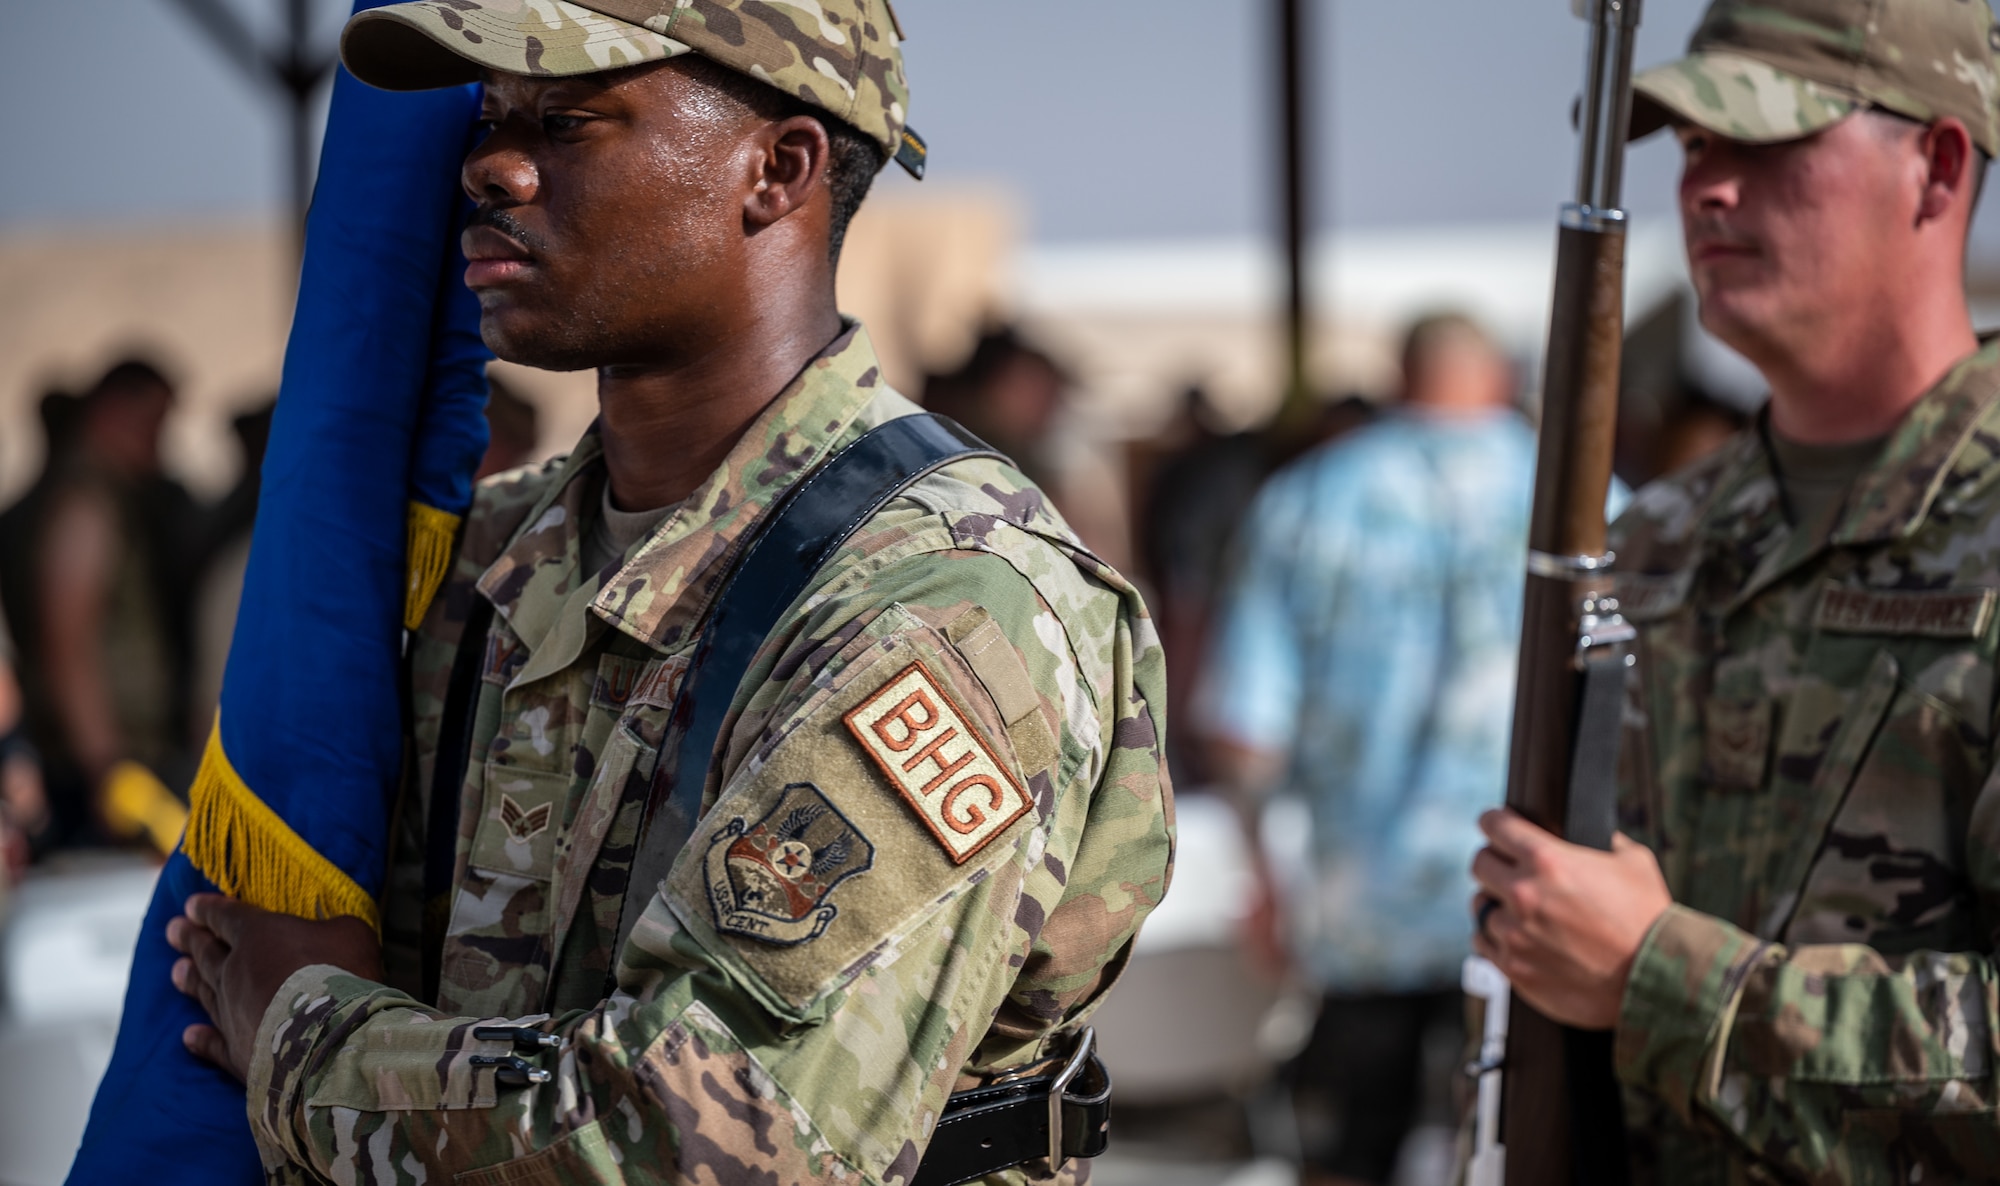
[66,7,490,1180]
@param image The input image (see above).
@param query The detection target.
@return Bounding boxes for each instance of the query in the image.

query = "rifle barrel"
[1497,1,1643,1183]
[1575,0,1643,212]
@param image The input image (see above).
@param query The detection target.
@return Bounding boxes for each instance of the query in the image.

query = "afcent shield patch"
[704,782,874,946]
[844,660,1033,864]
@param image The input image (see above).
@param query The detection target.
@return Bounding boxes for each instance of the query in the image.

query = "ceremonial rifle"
[1466,1,1642,1184]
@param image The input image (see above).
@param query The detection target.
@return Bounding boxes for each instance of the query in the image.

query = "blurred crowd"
[0,360,271,876]
[1110,314,1735,1185]
[0,360,552,884]
[0,317,1745,1185]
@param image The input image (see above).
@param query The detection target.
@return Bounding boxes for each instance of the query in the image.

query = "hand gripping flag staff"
[67,5,490,1180]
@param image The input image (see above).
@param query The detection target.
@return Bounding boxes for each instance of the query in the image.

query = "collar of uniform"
[1713,413,1836,615]
[1677,425,1788,613]
[588,321,892,652]
[1831,335,2000,548]
[1689,338,2000,618]
[474,431,608,662]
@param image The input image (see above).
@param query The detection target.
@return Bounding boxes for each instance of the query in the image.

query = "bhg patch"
[844,660,1033,864]
[703,782,874,946]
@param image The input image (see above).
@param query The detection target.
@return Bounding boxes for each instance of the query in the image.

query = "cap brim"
[341,1,693,92]
[1628,51,1859,145]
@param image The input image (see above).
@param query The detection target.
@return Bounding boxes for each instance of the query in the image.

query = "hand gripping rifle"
[1465,1,1643,1184]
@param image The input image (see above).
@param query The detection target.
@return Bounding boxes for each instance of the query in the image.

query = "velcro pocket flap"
[305,1015,508,1112]
[471,765,566,878]
[948,607,1061,781]
[1703,698,1773,792]
[661,610,1039,1023]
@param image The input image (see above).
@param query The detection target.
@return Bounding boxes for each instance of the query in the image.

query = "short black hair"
[679,55,886,264]
[91,356,174,401]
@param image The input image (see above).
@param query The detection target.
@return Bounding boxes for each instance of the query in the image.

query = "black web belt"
[425,414,1117,1179]
[914,1027,1113,1186]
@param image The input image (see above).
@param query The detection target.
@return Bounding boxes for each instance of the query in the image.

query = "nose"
[1679,144,1740,217]
[463,118,539,207]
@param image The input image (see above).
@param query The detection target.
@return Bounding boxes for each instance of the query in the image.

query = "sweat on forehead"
[480,54,763,111]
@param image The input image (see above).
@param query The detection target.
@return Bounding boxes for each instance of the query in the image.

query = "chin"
[1694,280,1783,353]
[480,310,603,374]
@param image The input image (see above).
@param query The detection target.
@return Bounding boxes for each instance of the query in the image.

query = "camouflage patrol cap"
[1630,0,2000,157]
[341,0,926,178]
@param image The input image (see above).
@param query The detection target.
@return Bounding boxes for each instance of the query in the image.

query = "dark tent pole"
[281,0,323,250]
[164,0,335,261]
[1276,0,1317,432]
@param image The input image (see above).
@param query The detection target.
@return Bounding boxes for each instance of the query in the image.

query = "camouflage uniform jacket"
[242,324,1176,1184]
[1611,338,2000,1184]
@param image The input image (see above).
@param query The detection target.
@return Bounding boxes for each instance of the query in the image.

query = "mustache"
[466,206,550,254]
[1685,218,1757,251]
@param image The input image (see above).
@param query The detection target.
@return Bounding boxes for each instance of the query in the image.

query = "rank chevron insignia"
[499,793,553,843]
[705,782,875,946]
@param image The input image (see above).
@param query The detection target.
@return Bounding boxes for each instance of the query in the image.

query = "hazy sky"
[5,0,1994,249]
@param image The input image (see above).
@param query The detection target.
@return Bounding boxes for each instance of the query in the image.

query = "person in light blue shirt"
[1199,312,1622,1186]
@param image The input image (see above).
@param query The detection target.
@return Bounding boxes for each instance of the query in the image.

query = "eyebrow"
[480,71,617,104]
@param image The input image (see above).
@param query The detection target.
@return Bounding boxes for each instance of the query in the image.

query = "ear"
[1917,116,1977,226]
[744,114,832,232]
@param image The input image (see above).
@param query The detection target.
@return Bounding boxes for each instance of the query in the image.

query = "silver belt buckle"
[1046,1026,1095,1170]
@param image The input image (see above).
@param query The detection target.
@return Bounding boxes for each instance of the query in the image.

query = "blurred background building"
[12,2,2000,1185]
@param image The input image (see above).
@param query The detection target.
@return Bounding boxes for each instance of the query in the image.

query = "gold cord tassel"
[182,717,380,929]
[404,501,463,630]
[103,761,188,856]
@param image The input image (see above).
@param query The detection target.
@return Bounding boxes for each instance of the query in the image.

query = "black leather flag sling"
[424,414,994,983]
[604,412,1001,965]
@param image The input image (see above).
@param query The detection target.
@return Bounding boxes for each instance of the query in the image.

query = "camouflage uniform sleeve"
[245,541,1172,1185]
[1615,898,2000,1178]
[245,959,872,1183]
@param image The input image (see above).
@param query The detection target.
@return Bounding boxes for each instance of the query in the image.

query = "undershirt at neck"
[583,482,679,577]
[1766,429,1889,528]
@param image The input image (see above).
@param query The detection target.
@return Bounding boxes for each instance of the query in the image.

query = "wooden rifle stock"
[1491,2,1643,1183]
[1499,212,1631,1186]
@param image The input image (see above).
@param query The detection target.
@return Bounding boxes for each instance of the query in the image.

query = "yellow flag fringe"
[183,718,381,930]
[404,501,463,630]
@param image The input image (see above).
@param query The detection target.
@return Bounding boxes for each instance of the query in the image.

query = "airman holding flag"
[154,3,1173,1184]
